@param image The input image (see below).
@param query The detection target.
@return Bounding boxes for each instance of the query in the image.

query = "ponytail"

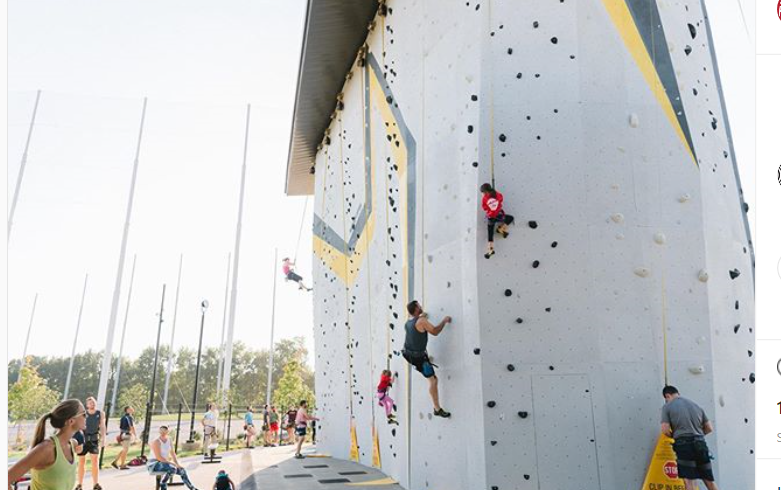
[480,183,497,197]
[32,413,52,448]
[31,399,83,448]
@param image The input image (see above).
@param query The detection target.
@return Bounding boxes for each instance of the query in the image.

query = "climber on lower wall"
[282,257,312,291]
[402,300,452,418]
[377,369,399,425]
[480,183,515,259]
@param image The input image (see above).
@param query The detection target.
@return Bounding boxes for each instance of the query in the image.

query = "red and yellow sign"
[641,435,685,490]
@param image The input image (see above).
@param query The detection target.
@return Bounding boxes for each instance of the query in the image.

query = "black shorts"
[78,439,100,456]
[672,438,714,481]
[286,272,303,282]
[295,426,307,437]
[402,350,436,378]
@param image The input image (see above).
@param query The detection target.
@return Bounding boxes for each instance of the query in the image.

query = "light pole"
[140,284,166,457]
[187,300,209,442]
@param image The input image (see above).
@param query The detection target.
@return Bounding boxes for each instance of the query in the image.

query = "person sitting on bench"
[148,426,198,490]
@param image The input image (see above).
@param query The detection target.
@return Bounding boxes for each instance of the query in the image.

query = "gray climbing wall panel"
[306,1,754,489]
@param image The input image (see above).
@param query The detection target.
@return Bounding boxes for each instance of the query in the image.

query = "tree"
[273,361,315,412]
[8,364,61,422]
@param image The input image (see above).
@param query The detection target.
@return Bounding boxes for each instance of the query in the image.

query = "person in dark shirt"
[660,386,719,490]
[111,406,135,470]
[76,397,106,490]
[402,300,452,418]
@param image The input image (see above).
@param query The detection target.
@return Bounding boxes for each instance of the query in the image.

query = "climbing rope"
[488,0,496,188]
[661,268,670,386]
[293,196,309,264]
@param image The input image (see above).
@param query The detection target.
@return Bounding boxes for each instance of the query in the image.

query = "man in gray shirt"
[660,386,719,490]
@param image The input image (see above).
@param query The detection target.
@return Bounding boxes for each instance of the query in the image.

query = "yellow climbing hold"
[640,434,685,490]
[349,423,360,462]
[372,426,381,468]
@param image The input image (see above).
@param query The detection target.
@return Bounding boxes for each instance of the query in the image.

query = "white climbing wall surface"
[297,1,755,489]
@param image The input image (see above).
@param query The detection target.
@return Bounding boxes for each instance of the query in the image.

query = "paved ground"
[70,444,402,490]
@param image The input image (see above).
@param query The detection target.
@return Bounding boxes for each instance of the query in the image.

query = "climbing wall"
[309,0,754,489]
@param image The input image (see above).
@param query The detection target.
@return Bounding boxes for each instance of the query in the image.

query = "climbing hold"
[548,366,555,371]
[386,95,393,104]
[735,300,740,310]
[729,269,741,280]
[688,23,697,39]
[467,125,474,134]
[471,94,478,101]
[504,289,512,297]
[688,365,705,374]
[733,324,741,334]
[532,21,539,28]
[653,233,666,245]
[551,241,558,248]
[516,72,522,79]
[524,475,531,480]
[498,133,507,142]
[698,270,709,282]
[507,47,513,55]
[743,202,749,212]
[487,401,496,408]
[678,193,691,203]
[749,373,755,383]
[684,45,692,56]
[550,37,558,44]
[507,364,515,371]
[532,260,540,268]
[528,220,538,229]
[633,267,650,278]
[518,411,528,419]
[610,213,624,224]
[473,348,481,355]
[629,113,639,128]
[515,318,523,324]
[472,161,479,167]
[490,441,497,446]
[545,307,551,312]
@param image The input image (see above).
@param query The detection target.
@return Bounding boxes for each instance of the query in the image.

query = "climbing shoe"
[94,484,102,490]
[433,408,451,418]
[484,249,495,259]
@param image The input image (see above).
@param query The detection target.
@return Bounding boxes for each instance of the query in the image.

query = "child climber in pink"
[377,370,399,425]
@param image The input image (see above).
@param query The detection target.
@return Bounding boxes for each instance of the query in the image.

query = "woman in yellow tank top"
[7,399,86,490]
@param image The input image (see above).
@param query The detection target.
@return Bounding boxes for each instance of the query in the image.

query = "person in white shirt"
[201,403,219,456]
[149,426,198,490]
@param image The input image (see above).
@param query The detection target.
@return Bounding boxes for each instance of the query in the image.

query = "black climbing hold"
[473,348,481,355]
[544,307,551,312]
[729,269,741,280]
[491,487,498,490]
[550,37,558,44]
[688,23,697,39]
[748,350,753,357]
[684,45,692,56]
[749,373,755,383]
[487,401,496,408]
[472,161,479,168]
[548,365,554,371]
[498,133,507,142]
[471,94,478,101]
[528,220,538,229]
[743,202,749,212]
[504,289,512,297]
[507,47,513,55]
[532,260,540,268]
[386,95,393,104]
[711,118,718,130]
[516,72,522,79]
[524,475,531,480]
[490,440,497,446]
[518,411,528,419]
[533,21,539,28]
[551,241,558,248]
[325,136,331,145]
[467,125,474,133]
[735,300,739,310]
[507,364,515,371]
[515,318,523,324]
[733,324,740,334]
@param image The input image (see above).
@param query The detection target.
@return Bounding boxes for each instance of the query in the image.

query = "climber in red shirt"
[480,183,514,259]
[377,370,398,425]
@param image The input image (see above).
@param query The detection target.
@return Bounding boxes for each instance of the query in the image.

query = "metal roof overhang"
[285,0,379,196]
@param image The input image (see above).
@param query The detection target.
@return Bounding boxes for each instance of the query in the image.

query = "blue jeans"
[150,462,196,490]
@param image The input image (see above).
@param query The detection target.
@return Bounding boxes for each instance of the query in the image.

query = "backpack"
[215,473,231,490]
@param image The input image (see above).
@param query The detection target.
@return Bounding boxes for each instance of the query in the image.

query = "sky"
[6,1,755,369]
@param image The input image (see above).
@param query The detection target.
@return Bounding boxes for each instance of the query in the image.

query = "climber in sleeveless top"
[149,426,198,490]
[282,258,312,291]
[402,300,452,418]
[76,396,106,490]
[480,183,515,259]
